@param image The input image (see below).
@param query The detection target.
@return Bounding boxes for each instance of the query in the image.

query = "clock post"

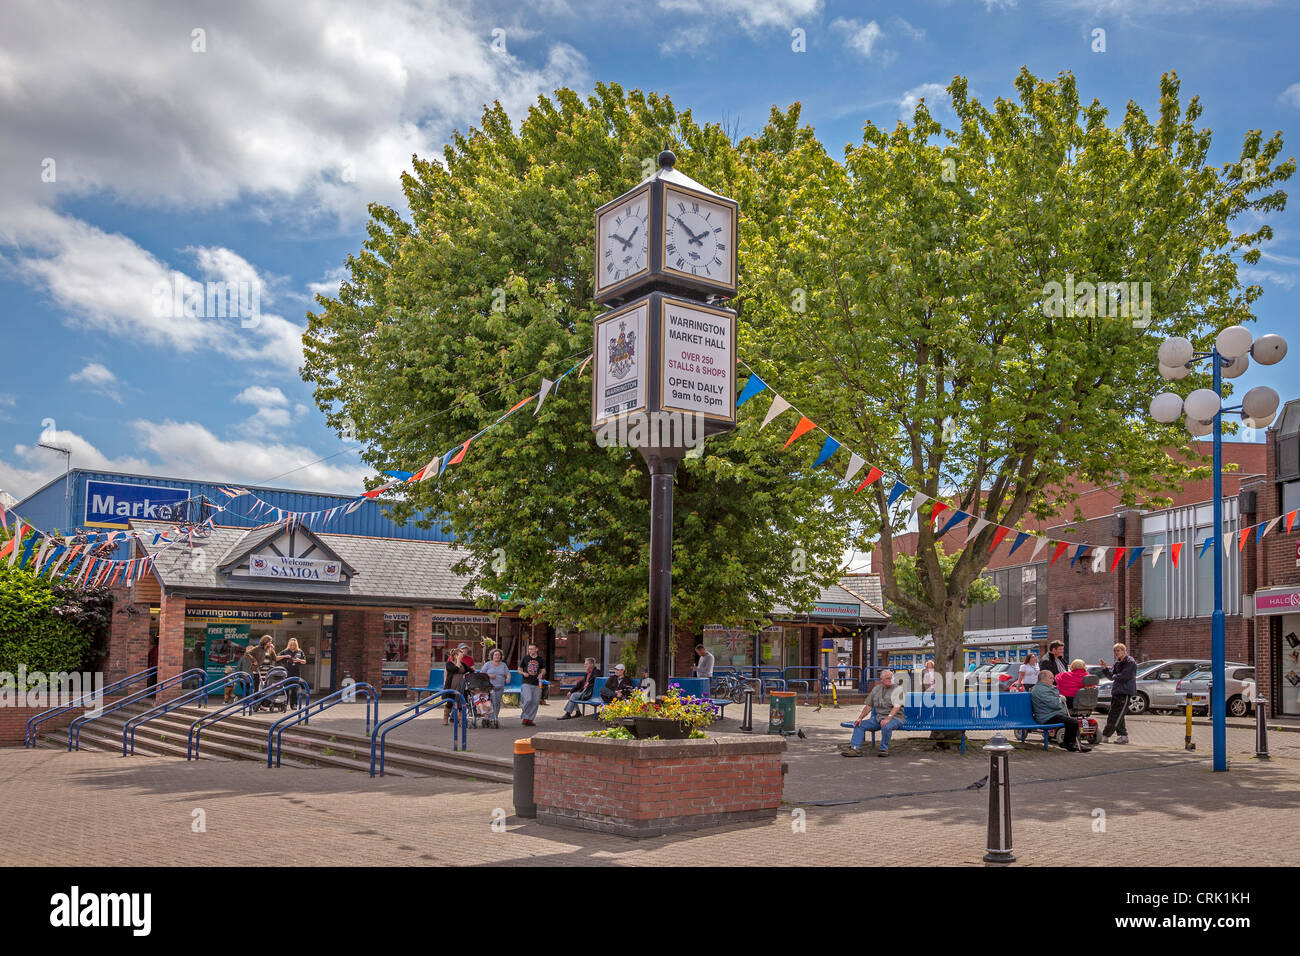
[591,149,738,693]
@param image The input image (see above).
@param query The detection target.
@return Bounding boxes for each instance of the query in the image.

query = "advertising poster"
[204,622,250,685]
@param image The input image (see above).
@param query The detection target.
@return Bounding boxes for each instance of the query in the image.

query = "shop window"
[702,626,753,670]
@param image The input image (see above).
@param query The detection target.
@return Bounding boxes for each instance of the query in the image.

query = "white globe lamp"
[1251,333,1288,366]
[1186,416,1213,437]
[1241,385,1280,423]
[1149,393,1184,423]
[1215,325,1253,359]
[1183,388,1221,422]
[1157,337,1194,368]
[1159,362,1190,381]
[1220,353,1249,379]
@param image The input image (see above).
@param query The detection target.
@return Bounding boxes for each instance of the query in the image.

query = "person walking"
[1098,642,1137,744]
[557,658,601,720]
[480,648,510,725]
[518,642,546,727]
[238,642,262,697]
[277,638,306,708]
[442,646,473,726]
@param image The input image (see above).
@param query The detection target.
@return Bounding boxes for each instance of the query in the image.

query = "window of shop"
[605,631,640,676]
[553,627,604,680]
[1278,616,1300,716]
[382,612,410,691]
[431,614,495,665]
[701,626,753,670]
[1142,505,1240,619]
[758,626,800,669]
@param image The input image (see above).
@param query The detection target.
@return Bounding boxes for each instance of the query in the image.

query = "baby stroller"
[461,672,497,729]
[255,665,290,713]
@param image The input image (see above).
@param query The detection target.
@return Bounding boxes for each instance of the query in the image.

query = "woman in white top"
[480,649,511,724]
[1018,653,1040,689]
[921,659,937,692]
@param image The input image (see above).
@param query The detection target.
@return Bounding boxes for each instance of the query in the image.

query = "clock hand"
[609,232,633,250]
[673,215,705,246]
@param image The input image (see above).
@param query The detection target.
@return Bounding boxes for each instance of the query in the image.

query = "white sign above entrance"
[249,553,342,582]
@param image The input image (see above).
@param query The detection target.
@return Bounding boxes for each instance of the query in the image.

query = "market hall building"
[17,469,890,697]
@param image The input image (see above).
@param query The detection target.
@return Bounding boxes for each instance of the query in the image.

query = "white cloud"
[1239,267,1298,290]
[68,363,122,403]
[1280,83,1300,108]
[832,18,884,59]
[655,0,823,32]
[898,83,952,121]
[235,386,291,408]
[890,17,926,40]
[660,26,711,56]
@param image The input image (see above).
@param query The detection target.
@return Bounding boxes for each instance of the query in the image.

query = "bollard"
[1184,696,1196,751]
[982,734,1015,865]
[739,687,755,734]
[513,738,536,819]
[1254,696,1270,760]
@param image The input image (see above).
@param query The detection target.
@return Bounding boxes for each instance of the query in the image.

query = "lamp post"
[1149,326,1288,772]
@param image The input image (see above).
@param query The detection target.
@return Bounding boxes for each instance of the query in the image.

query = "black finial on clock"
[658,145,676,170]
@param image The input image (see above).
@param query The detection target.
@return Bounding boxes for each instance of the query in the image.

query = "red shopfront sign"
[1255,587,1300,616]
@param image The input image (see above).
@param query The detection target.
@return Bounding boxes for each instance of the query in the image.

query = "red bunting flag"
[449,438,471,465]
[854,467,883,493]
[930,502,950,526]
[990,526,1010,551]
[0,538,13,560]
[782,416,817,449]
[1049,542,1070,566]
[1171,542,1184,568]
[1110,548,1127,572]
[1288,509,1298,534]
[1239,527,1252,552]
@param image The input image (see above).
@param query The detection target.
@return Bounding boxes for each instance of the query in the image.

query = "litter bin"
[768,690,796,735]
[513,738,536,818]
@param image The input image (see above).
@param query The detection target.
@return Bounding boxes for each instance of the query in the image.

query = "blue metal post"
[1211,350,1227,772]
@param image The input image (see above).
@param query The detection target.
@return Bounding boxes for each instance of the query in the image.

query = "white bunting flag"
[1262,516,1282,540]
[909,492,929,521]
[1151,545,1165,567]
[1030,537,1049,562]
[418,456,440,482]
[1224,537,1234,559]
[968,517,991,542]
[844,453,866,484]
[1091,547,1107,573]
[760,395,792,430]
[535,378,554,415]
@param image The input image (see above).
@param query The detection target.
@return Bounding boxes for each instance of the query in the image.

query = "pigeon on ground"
[796,728,807,739]
[966,775,989,791]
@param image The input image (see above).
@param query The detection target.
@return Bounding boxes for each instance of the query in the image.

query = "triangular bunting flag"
[1030,537,1050,562]
[418,456,441,482]
[736,374,768,408]
[854,467,883,494]
[760,396,792,430]
[967,517,991,541]
[1171,542,1184,568]
[783,416,817,449]
[1238,528,1252,552]
[449,438,472,466]
[1090,546,1106,572]
[844,454,866,484]
[1050,542,1070,567]
[577,354,593,377]
[1008,531,1030,556]
[811,436,841,467]
[1127,546,1146,568]
[535,378,554,415]
[886,481,908,508]
[1198,536,1214,558]
[1111,547,1127,571]
[991,526,1010,551]
[929,502,951,526]
[938,510,970,538]
[1259,516,1282,541]
[909,492,929,521]
[1288,510,1298,534]
[1069,544,1089,568]
[1151,545,1165,567]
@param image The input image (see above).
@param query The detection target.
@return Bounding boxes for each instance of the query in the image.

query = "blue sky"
[2,0,1299,504]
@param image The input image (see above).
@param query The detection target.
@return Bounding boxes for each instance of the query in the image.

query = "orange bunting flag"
[929,502,950,526]
[1239,527,1252,552]
[1288,509,1298,534]
[1171,542,1184,568]
[449,439,471,465]
[854,467,883,493]
[991,526,1010,551]
[1049,542,1070,566]
[0,539,13,560]
[782,416,817,449]
[1110,548,1127,572]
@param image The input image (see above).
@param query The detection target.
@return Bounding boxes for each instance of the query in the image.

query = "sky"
[2,0,1299,509]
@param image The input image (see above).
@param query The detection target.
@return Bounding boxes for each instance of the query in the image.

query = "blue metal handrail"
[68,668,206,751]
[186,678,310,759]
[26,666,158,747]
[122,673,252,755]
[267,682,378,768]
[370,689,466,777]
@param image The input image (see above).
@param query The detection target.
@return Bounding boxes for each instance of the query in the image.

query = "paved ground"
[3,700,1296,867]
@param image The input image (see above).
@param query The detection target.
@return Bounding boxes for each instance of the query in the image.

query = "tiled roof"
[770,576,889,624]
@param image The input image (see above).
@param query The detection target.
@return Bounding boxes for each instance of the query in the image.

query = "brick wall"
[105,590,151,686]
[156,592,186,701]
[531,734,785,838]
[408,607,433,699]
[335,609,386,688]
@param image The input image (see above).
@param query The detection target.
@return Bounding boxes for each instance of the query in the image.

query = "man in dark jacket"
[558,658,602,720]
[1042,640,1069,677]
[599,663,638,703]
[1030,670,1087,751]
[1099,642,1137,744]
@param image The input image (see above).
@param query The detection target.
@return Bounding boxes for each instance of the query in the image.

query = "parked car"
[1176,666,1256,717]
[1097,659,1210,714]
[963,660,1023,690]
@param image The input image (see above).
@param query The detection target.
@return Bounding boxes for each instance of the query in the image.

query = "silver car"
[1097,659,1210,714]
[1177,666,1256,717]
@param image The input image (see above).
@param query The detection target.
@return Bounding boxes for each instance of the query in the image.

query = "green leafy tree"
[0,562,98,683]
[743,69,1293,675]
[886,545,1000,637]
[301,85,849,638]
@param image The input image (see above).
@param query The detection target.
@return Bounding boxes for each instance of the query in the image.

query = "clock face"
[597,193,649,290]
[662,187,734,286]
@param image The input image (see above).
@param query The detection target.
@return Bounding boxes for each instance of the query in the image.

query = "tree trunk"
[927,601,968,746]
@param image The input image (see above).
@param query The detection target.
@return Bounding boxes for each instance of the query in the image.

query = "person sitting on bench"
[1030,670,1088,752]
[600,663,639,703]
[841,669,906,758]
[1053,659,1091,700]
[557,658,602,720]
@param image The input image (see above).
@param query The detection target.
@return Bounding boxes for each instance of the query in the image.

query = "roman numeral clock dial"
[662,188,732,286]
[596,195,649,292]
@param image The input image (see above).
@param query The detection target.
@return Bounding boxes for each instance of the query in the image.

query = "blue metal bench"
[412,668,445,702]
[840,692,1064,754]
[670,677,732,718]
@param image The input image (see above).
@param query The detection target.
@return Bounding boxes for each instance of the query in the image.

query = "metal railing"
[186,679,310,759]
[121,673,253,755]
[68,668,206,751]
[26,666,158,747]
[370,690,466,777]
[267,682,378,768]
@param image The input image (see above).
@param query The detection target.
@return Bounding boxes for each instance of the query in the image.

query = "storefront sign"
[186,608,284,623]
[811,602,859,618]
[431,614,492,623]
[1255,587,1300,616]
[85,479,189,529]
[383,612,410,622]
[249,553,342,582]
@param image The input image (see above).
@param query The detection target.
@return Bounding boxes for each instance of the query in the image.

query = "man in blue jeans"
[842,669,906,757]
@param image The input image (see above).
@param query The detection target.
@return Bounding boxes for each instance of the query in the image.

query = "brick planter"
[529,732,786,839]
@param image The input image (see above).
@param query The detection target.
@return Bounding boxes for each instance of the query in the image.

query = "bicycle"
[711,671,755,704]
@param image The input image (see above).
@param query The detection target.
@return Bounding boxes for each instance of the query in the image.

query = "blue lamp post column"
[1151,326,1287,773]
